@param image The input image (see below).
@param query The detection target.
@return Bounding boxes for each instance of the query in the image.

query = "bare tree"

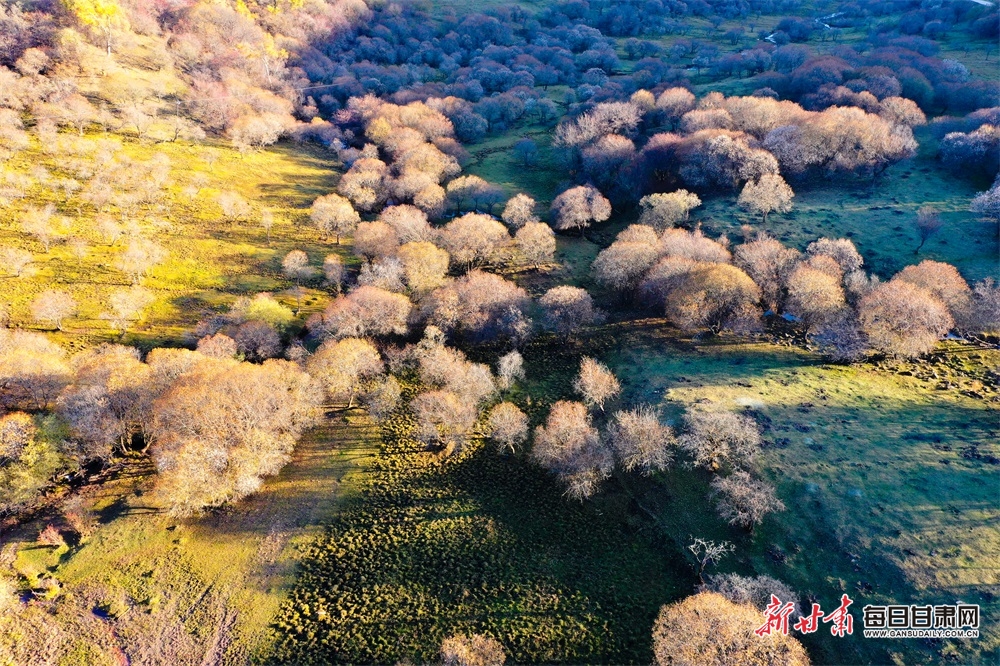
[117,237,167,284]
[785,263,846,327]
[379,205,432,244]
[514,222,556,269]
[31,290,76,331]
[639,190,701,231]
[398,241,450,293]
[573,357,620,412]
[260,209,275,245]
[217,191,251,223]
[310,286,411,339]
[687,537,734,584]
[501,193,539,229]
[0,329,71,411]
[701,573,799,614]
[282,250,313,286]
[353,221,399,260]
[1,247,35,277]
[893,260,970,314]
[22,204,57,252]
[151,358,320,515]
[806,237,863,273]
[711,470,785,530]
[913,206,942,254]
[104,286,156,335]
[487,402,529,453]
[496,350,525,393]
[440,213,510,269]
[733,233,800,312]
[67,236,89,265]
[424,270,531,343]
[233,321,282,362]
[607,406,676,475]
[322,254,344,294]
[652,592,810,666]
[310,193,359,244]
[551,184,612,236]
[737,174,794,224]
[679,411,761,472]
[858,279,953,358]
[308,337,384,408]
[532,400,612,500]
[196,333,238,359]
[440,633,506,666]
[361,376,401,421]
[411,389,478,452]
[539,286,604,337]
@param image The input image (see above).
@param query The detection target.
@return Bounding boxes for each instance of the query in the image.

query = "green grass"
[604,324,1000,665]
[0,135,345,351]
[1,413,381,665]
[270,376,689,665]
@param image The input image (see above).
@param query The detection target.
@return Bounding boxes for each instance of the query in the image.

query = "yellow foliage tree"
[63,0,129,55]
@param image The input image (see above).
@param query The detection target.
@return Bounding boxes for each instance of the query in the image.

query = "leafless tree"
[551,184,611,236]
[858,279,953,358]
[21,204,57,252]
[440,633,506,666]
[323,254,344,294]
[310,193,359,244]
[117,237,167,284]
[411,389,478,452]
[0,329,71,411]
[806,237,863,273]
[260,209,275,244]
[423,270,531,342]
[514,222,556,269]
[679,411,761,472]
[379,204,433,244]
[652,592,810,666]
[913,206,942,254]
[573,357,620,412]
[496,350,525,393]
[501,193,539,229]
[0,247,34,277]
[151,358,320,515]
[104,286,156,334]
[440,213,510,269]
[310,286,412,339]
[361,376,401,421]
[733,233,800,312]
[539,286,604,337]
[196,333,238,359]
[398,241,450,293]
[737,174,794,224]
[31,290,76,331]
[638,190,701,231]
[607,406,676,475]
[218,191,252,224]
[353,221,400,260]
[701,573,799,615]
[711,470,785,530]
[785,263,846,327]
[687,537,734,584]
[487,402,529,453]
[308,337,384,408]
[893,260,969,314]
[533,400,612,500]
[233,321,282,362]
[58,345,152,462]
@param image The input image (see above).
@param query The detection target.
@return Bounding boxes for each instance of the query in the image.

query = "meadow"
[1,0,998,664]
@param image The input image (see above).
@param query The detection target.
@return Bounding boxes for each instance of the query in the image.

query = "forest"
[0,0,997,664]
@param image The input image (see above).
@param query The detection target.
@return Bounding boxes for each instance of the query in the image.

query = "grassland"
[3,411,380,664]
[605,326,999,665]
[0,136,346,350]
